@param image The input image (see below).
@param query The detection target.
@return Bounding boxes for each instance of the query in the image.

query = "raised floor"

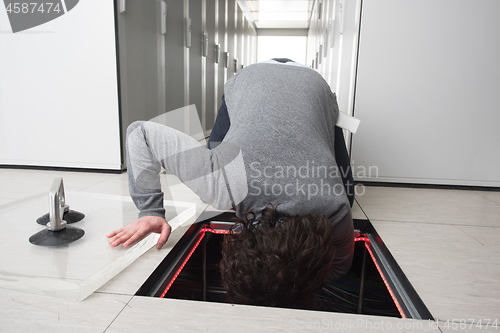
[0,168,498,332]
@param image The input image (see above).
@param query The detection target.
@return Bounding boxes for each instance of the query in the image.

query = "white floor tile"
[356,187,500,226]
[0,288,131,333]
[1,168,499,330]
[106,296,439,333]
[474,190,500,206]
[454,225,500,248]
[351,200,367,220]
[438,319,500,332]
[0,192,47,214]
[0,192,195,301]
[80,173,130,196]
[371,220,500,321]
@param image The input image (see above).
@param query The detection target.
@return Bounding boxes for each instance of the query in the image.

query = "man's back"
[221,63,350,224]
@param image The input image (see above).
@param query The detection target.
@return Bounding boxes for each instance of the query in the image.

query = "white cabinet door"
[351,0,500,186]
[0,0,121,170]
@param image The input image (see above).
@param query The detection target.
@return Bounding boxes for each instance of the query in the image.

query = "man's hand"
[106,216,172,250]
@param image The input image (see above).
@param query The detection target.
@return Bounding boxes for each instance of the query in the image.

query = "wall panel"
[189,0,203,122]
[164,0,186,113]
[226,0,235,79]
[0,0,121,170]
[351,0,500,186]
[217,0,227,109]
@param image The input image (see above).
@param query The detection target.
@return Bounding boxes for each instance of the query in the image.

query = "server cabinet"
[243,18,249,67]
[189,0,203,124]
[226,0,235,79]
[308,0,500,187]
[0,1,122,170]
[205,0,217,131]
[217,0,227,110]
[116,0,168,166]
[351,0,500,186]
[163,0,187,113]
[236,5,243,71]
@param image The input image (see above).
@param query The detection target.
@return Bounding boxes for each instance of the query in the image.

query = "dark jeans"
[208,96,355,207]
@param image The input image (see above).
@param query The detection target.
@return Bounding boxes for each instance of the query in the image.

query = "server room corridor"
[1,0,499,332]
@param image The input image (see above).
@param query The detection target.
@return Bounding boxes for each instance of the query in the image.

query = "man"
[107,59,354,308]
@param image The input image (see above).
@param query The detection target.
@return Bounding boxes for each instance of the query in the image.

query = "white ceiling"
[243,0,315,29]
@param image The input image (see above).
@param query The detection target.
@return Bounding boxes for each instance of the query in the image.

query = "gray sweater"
[127,62,350,226]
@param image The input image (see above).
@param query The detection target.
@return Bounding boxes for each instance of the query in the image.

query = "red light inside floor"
[160,227,229,298]
[361,237,406,318]
[161,228,406,318]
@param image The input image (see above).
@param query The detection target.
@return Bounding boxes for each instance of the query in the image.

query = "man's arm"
[107,120,247,249]
[107,216,171,249]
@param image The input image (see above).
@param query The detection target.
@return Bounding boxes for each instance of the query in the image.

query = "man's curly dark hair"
[219,205,336,309]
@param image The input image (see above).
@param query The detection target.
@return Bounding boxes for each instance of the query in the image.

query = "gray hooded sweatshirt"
[126,61,350,225]
[126,61,353,282]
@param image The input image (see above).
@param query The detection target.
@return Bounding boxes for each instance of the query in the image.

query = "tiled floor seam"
[353,199,369,219]
[102,295,135,333]
[435,317,498,330]
[0,192,45,214]
[474,191,500,207]
[94,291,136,297]
[452,225,485,246]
